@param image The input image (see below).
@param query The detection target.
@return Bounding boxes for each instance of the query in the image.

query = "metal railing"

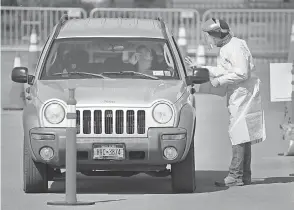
[1,6,87,49]
[168,1,247,9]
[1,6,293,60]
[168,0,294,9]
[89,8,201,51]
[202,9,294,58]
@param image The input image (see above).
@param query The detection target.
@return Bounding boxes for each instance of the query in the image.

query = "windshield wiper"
[103,71,159,80]
[52,71,109,79]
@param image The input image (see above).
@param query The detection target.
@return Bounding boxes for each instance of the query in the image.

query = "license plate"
[93,144,125,160]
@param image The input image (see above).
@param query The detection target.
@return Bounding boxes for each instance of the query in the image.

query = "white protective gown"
[202,37,266,145]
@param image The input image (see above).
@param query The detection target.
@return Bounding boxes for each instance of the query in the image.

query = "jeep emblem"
[104,100,115,103]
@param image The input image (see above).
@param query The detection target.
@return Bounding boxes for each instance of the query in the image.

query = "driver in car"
[129,45,175,77]
[128,45,155,76]
[48,48,89,77]
[60,49,89,75]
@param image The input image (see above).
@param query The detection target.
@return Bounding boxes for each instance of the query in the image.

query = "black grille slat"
[76,110,80,134]
[105,110,113,134]
[126,110,135,134]
[137,110,145,134]
[83,110,91,134]
[94,110,102,134]
[116,110,124,134]
[77,109,146,135]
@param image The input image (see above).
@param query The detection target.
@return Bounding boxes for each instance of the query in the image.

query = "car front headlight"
[44,103,65,124]
[152,103,173,124]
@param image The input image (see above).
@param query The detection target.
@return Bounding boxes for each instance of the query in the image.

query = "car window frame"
[171,35,188,78]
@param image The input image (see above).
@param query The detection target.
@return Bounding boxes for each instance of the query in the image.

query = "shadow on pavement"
[94,199,127,204]
[251,176,294,186]
[49,170,229,194]
[195,170,229,193]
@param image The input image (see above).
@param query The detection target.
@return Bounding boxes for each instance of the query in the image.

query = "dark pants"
[228,142,252,182]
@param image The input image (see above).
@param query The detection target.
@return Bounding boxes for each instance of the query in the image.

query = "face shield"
[201,18,232,49]
[203,32,217,50]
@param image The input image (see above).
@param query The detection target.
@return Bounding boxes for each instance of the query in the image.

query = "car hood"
[35,79,187,106]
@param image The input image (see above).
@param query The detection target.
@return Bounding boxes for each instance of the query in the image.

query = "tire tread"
[23,140,48,193]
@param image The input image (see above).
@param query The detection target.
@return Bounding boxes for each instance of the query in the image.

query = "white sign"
[153,71,164,76]
[270,63,292,102]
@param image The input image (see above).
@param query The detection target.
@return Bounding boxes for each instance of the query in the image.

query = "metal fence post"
[47,88,95,206]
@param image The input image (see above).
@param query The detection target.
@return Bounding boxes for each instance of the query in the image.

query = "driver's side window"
[37,26,58,79]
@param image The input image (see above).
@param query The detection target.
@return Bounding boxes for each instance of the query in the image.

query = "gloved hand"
[208,71,217,79]
[184,56,201,69]
[210,77,220,87]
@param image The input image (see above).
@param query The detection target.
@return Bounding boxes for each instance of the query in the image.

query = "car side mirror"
[186,67,210,85]
[11,67,29,83]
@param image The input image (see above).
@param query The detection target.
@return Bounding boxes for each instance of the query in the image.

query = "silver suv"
[11,15,210,193]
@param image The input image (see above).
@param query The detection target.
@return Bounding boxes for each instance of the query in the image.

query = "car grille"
[76,109,146,136]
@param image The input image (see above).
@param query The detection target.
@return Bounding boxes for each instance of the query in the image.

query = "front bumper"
[29,127,189,170]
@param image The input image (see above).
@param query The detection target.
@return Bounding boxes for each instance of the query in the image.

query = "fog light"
[39,147,54,161]
[162,134,186,140]
[163,146,178,160]
[31,134,55,140]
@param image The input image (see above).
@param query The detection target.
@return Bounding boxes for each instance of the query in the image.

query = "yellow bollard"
[47,88,95,206]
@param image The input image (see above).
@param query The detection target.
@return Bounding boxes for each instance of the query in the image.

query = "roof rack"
[155,17,164,26]
[60,14,69,26]
[155,17,168,40]
[53,14,69,39]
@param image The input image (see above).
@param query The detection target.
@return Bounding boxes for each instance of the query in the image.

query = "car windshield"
[40,37,180,80]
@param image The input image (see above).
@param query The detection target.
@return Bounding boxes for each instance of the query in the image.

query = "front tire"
[23,139,48,193]
[171,125,196,193]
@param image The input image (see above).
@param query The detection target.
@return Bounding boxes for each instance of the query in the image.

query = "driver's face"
[62,52,78,71]
[137,48,153,63]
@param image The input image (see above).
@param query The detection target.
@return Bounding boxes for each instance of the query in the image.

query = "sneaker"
[215,176,244,187]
